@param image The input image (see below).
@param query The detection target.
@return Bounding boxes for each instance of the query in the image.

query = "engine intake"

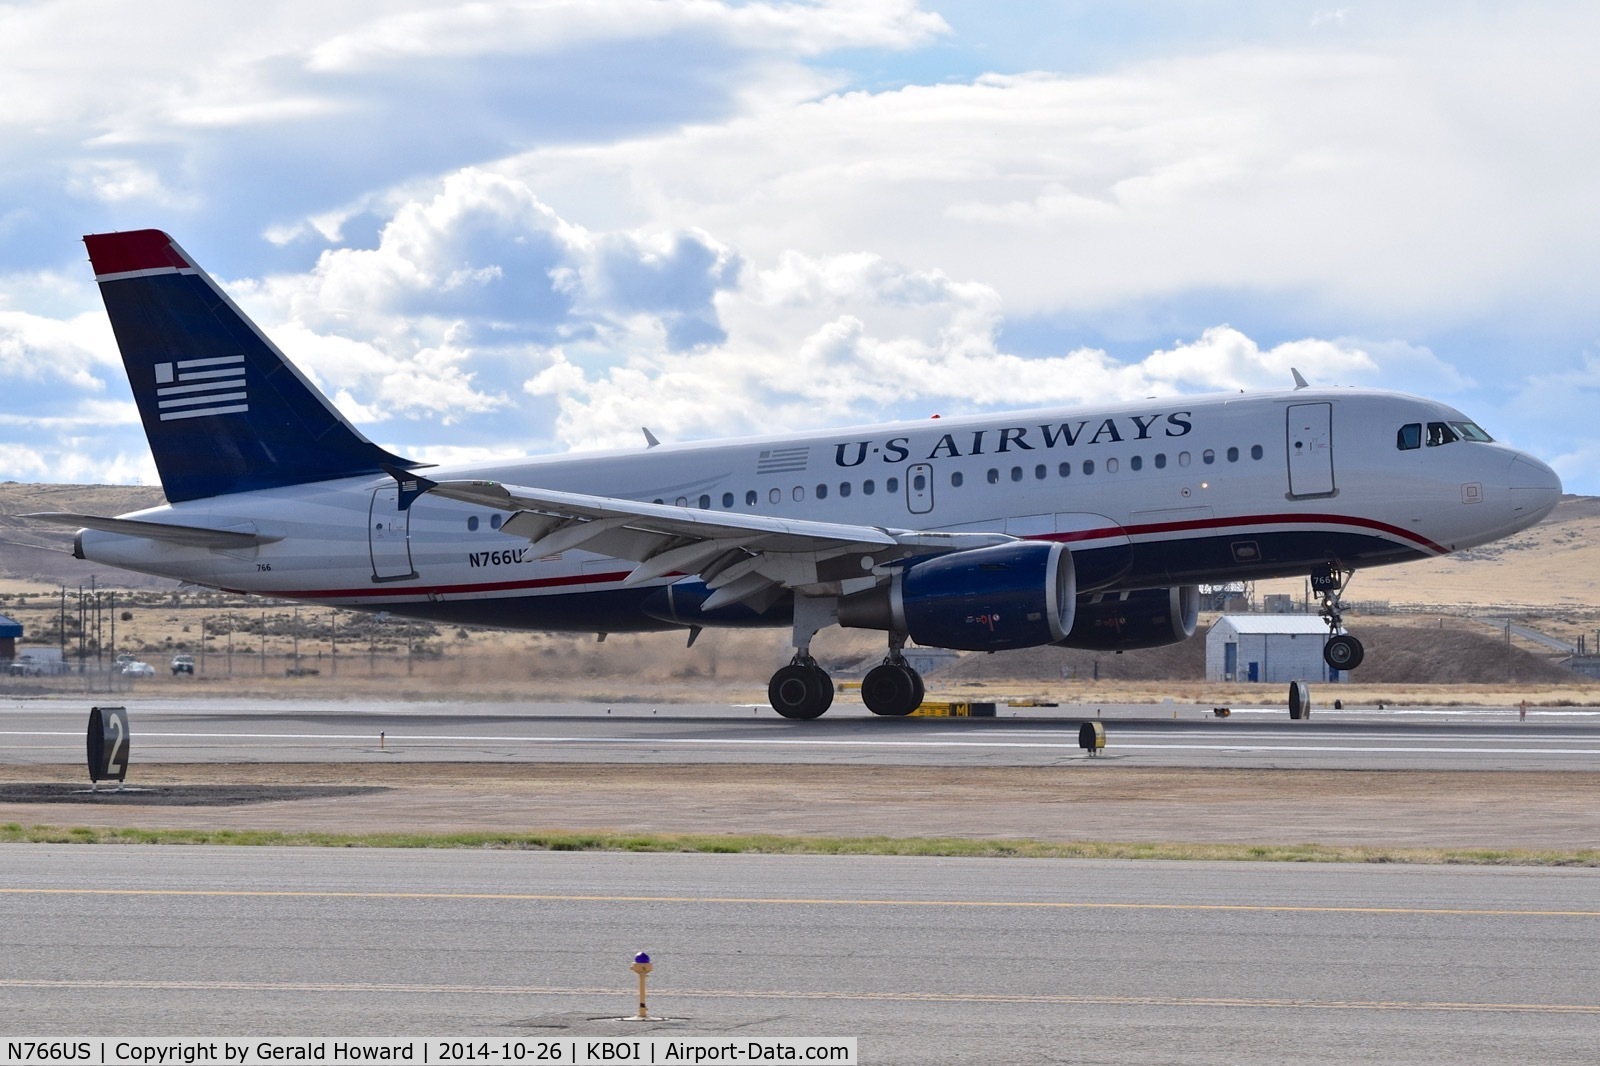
[1054,586,1199,650]
[839,541,1076,651]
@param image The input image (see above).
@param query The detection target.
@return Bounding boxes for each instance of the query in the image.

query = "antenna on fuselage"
[1291,368,1310,390]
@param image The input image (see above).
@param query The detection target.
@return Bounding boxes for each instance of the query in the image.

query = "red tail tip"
[83,230,192,276]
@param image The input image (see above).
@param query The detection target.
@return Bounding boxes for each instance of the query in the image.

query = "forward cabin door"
[1286,402,1335,497]
[368,487,416,582]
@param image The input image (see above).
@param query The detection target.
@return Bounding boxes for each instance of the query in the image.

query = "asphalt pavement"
[2,845,1597,1064]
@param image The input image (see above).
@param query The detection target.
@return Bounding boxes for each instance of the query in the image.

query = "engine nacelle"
[1053,586,1200,651]
[839,542,1076,651]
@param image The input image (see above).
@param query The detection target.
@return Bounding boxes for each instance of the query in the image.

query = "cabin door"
[368,488,416,582]
[1286,402,1335,497]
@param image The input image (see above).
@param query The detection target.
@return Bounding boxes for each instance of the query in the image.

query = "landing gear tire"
[768,663,834,719]
[862,663,925,717]
[1323,634,1365,671]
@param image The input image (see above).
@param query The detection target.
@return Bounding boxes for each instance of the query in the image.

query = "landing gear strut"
[1312,562,1365,672]
[861,633,925,717]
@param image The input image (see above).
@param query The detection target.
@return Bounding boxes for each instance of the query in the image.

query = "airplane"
[27,229,1563,718]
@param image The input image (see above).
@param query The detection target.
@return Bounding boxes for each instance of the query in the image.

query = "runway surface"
[2,844,1597,1064]
[4,697,1600,770]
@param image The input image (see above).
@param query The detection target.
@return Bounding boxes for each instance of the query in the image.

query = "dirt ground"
[2,762,1596,852]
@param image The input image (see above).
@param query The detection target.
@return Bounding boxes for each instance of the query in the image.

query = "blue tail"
[84,229,412,502]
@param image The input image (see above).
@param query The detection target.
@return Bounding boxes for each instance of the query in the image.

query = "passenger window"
[987,468,999,485]
[839,482,852,498]
[1154,453,1166,469]
[768,488,781,504]
[722,492,734,508]
[1250,444,1263,460]
[1226,447,1239,463]
[887,477,900,493]
[698,495,710,509]
[1106,458,1119,473]
[816,484,828,500]
[1426,422,1459,447]
[863,480,875,495]
[951,471,964,487]
[676,496,689,507]
[746,490,757,506]
[1083,459,1095,475]
[1058,462,1071,477]
[1130,456,1143,471]
[1010,466,1023,482]
[1202,449,1215,465]
[467,516,479,532]
[1035,464,1047,480]
[792,486,805,502]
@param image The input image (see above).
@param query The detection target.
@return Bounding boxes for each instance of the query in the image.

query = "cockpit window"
[1426,422,1459,447]
[1397,423,1422,450]
[1450,421,1494,442]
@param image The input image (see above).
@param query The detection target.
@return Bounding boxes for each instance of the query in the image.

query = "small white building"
[1205,615,1348,684]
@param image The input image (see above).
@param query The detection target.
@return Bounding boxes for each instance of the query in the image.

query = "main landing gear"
[766,600,926,720]
[1312,562,1365,672]
[860,634,924,717]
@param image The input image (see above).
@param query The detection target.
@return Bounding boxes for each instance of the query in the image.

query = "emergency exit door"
[1286,402,1335,497]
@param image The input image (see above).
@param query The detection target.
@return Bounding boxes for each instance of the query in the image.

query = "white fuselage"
[78,386,1561,632]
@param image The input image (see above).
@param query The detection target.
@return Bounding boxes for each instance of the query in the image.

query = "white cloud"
[306,0,947,71]
[503,9,1600,335]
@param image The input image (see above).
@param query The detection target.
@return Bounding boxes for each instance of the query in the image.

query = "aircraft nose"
[1508,453,1561,525]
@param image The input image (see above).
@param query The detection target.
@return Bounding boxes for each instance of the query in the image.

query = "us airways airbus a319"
[27,230,1563,718]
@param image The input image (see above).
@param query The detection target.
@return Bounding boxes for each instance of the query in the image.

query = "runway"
[4,697,1600,770]
[2,844,1597,1064]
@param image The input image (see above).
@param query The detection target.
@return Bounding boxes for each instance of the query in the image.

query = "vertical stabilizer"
[84,229,412,502]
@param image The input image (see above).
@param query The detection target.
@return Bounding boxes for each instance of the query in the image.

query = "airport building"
[1205,615,1349,684]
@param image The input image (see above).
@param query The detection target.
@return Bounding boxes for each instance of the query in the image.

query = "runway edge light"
[628,951,656,1020]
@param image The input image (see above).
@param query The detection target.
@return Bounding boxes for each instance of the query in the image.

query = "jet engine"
[839,541,1076,651]
[1053,586,1200,650]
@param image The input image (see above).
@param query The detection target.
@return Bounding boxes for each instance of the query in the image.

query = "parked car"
[171,654,195,675]
[120,660,155,677]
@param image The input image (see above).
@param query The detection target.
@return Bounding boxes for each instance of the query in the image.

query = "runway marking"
[1,977,1595,1015]
[4,730,1600,756]
[3,887,1598,918]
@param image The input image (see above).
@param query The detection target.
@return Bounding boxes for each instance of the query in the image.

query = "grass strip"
[1,822,1596,866]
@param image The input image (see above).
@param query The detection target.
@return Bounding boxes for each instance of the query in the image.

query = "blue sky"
[2,1,1598,491]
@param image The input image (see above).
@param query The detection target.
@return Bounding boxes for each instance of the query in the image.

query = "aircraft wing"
[402,472,1012,610]
[25,512,278,549]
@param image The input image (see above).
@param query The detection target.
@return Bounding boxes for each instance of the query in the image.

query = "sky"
[2,0,1598,492]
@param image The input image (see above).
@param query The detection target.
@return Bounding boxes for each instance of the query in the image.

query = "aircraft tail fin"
[83,229,412,502]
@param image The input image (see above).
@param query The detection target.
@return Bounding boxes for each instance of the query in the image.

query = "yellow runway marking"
[0,977,1595,1015]
[1,887,1597,918]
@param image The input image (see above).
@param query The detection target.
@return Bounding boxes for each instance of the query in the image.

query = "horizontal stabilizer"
[25,512,278,549]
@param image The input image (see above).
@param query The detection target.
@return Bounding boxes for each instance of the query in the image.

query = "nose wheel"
[1312,562,1365,671]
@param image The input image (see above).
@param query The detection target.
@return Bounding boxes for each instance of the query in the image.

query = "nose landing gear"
[1312,562,1365,671]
